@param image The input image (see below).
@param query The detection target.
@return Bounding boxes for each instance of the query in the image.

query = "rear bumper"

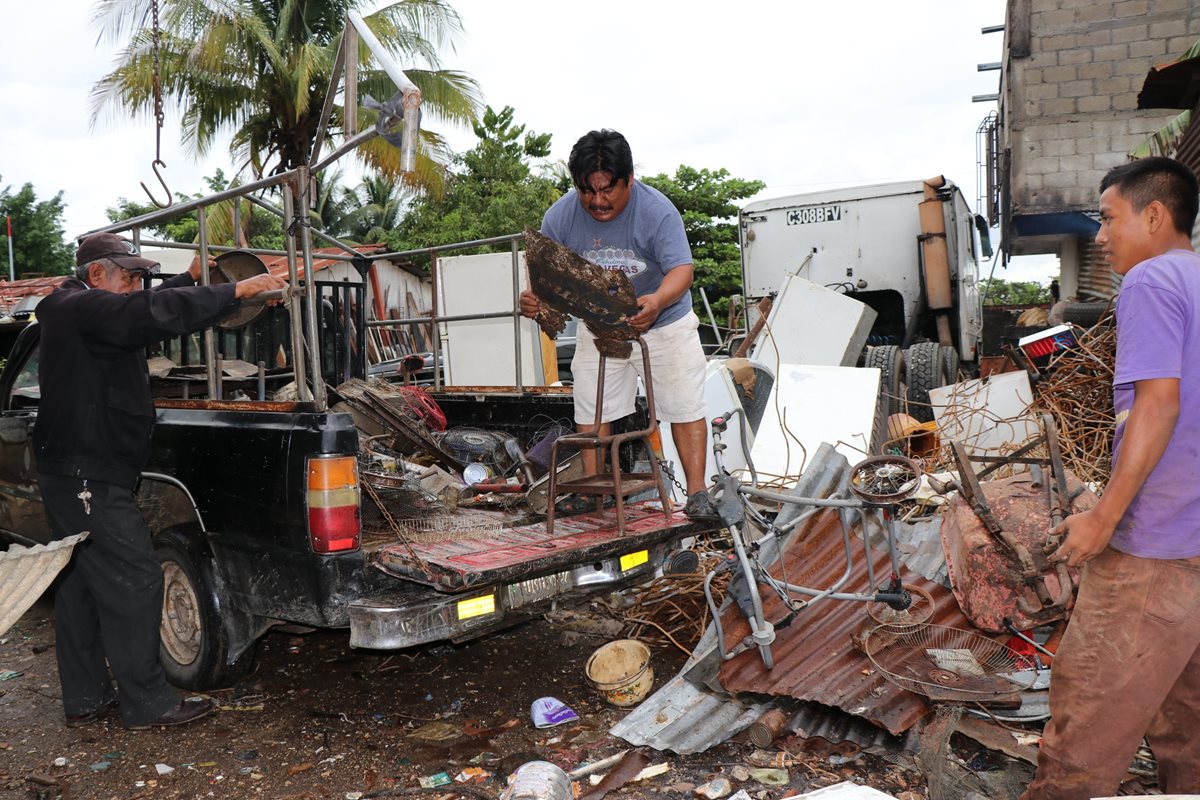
[348,538,679,650]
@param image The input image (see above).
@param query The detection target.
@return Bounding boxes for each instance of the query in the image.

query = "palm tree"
[344,175,406,243]
[88,0,482,193]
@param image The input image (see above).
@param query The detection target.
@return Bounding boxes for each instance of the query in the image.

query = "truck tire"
[155,528,252,690]
[865,345,903,454]
[864,345,904,418]
[905,342,948,423]
[942,346,961,385]
[1062,301,1109,327]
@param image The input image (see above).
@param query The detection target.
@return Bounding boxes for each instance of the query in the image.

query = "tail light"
[307,456,361,553]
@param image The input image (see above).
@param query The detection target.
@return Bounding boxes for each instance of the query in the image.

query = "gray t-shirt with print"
[541,180,693,329]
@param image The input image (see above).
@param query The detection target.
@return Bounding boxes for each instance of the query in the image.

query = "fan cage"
[865,623,1040,699]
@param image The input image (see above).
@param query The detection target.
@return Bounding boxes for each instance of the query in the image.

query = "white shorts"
[572,311,708,425]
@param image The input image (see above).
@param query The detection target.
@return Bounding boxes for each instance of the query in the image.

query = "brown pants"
[1022,547,1200,800]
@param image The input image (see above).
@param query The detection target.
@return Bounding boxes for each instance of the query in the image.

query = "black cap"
[75,234,160,274]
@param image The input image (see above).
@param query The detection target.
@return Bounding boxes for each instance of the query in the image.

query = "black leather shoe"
[124,697,216,731]
[65,697,118,728]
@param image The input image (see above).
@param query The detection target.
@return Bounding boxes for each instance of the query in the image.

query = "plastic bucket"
[584,639,653,707]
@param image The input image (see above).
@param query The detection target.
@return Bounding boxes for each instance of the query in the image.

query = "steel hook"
[140,159,173,209]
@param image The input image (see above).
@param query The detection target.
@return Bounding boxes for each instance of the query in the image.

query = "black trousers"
[39,473,178,726]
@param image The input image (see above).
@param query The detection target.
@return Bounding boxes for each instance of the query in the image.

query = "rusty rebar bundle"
[1030,318,1116,488]
[606,548,729,655]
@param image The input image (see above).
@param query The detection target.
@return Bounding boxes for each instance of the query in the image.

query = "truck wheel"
[942,346,961,385]
[905,342,948,423]
[864,345,904,418]
[155,528,251,690]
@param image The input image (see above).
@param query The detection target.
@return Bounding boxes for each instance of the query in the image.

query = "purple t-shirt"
[1110,248,1200,558]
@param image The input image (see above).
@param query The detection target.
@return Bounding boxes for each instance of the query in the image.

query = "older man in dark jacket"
[36,233,284,730]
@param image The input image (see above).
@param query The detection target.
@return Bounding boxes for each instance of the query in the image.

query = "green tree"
[344,175,407,244]
[641,166,765,316]
[89,0,483,191]
[390,105,559,256]
[0,178,74,278]
[980,277,1051,306]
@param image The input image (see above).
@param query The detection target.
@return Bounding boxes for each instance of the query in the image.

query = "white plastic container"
[499,761,573,800]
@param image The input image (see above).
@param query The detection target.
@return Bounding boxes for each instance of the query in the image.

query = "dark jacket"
[34,273,239,488]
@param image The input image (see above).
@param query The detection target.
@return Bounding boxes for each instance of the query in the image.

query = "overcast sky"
[2,0,1056,282]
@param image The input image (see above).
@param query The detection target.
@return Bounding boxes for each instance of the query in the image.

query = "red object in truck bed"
[373,502,708,592]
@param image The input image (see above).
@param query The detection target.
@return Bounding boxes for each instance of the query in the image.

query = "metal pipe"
[365,310,513,327]
[243,195,368,258]
[311,128,379,176]
[430,247,442,390]
[282,183,313,403]
[297,167,328,410]
[510,238,523,390]
[373,232,522,261]
[698,287,723,346]
[197,207,219,400]
[79,170,298,239]
[310,31,347,169]
[140,237,365,263]
[346,11,419,94]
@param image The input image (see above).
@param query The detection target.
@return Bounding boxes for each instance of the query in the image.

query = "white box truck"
[738,176,990,421]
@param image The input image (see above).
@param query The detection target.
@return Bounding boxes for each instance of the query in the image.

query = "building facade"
[989,0,1200,299]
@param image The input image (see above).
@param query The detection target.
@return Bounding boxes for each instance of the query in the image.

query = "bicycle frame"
[703,410,917,670]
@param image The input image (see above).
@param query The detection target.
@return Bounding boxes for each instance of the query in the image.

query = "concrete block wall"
[1003,0,1200,215]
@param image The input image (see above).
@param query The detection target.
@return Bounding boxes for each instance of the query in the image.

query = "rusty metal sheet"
[155,399,299,412]
[375,504,706,592]
[713,465,1000,736]
[261,245,387,281]
[523,228,638,358]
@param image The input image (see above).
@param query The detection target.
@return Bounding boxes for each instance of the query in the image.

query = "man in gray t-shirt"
[520,130,716,520]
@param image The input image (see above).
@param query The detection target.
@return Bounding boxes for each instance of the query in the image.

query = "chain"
[139,0,172,207]
[659,457,688,499]
[150,0,164,160]
[361,478,435,581]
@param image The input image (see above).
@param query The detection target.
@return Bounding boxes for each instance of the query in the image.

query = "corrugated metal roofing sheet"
[0,276,68,314]
[261,245,387,281]
[713,449,996,736]
[0,533,86,636]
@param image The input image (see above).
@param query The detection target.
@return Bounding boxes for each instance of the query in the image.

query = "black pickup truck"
[0,307,710,690]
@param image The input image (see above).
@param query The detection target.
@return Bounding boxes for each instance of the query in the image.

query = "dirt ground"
[0,597,930,800]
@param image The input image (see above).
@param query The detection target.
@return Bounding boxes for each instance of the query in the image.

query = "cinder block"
[1075,3,1117,23]
[1042,138,1077,156]
[1042,98,1079,115]
[1096,76,1132,93]
[1042,34,1078,51]
[1115,58,1153,76]
[1078,95,1113,113]
[1111,24,1149,43]
[1078,29,1113,47]
[1114,0,1149,17]
[1045,171,1082,189]
[1033,8,1076,27]
[1129,39,1167,58]
[1079,62,1114,79]
[1059,154,1095,172]
[1149,19,1190,38]
[1025,82,1059,100]
[1094,151,1130,170]
[1043,65,1079,83]
[1112,92,1141,111]
[1092,43,1130,61]
[1059,79,1095,98]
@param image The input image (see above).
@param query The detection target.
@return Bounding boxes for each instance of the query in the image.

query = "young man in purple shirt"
[1022,157,1200,799]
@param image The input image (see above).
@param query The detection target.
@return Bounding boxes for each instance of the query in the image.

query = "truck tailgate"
[373,502,709,592]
